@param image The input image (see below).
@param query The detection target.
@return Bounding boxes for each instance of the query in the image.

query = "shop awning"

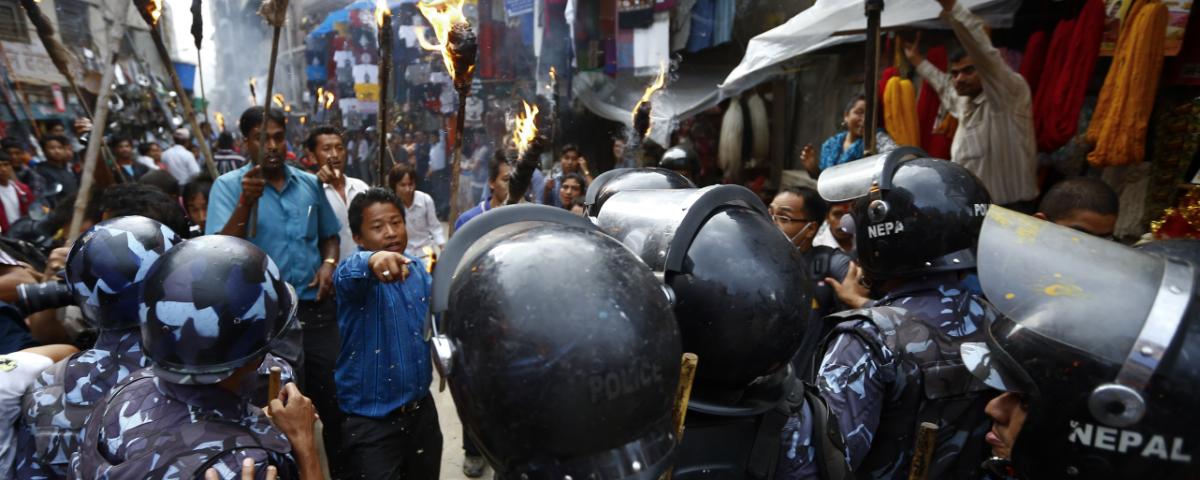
[718,0,1022,97]
[573,61,729,145]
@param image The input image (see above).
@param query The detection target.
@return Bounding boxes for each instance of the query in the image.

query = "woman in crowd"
[800,95,897,177]
[182,178,212,236]
[558,173,586,211]
[388,163,445,260]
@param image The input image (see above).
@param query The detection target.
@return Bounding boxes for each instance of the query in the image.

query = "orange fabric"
[1086,0,1168,167]
[883,76,921,147]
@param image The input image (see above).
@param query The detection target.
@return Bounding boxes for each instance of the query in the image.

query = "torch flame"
[300,115,307,125]
[215,112,225,132]
[511,101,539,158]
[148,0,162,25]
[316,87,325,107]
[631,61,667,124]
[416,0,468,79]
[323,91,336,109]
[374,0,390,27]
[273,93,285,108]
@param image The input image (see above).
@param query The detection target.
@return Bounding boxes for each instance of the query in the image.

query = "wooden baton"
[907,421,940,480]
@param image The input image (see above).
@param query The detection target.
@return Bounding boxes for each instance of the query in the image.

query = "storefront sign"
[1,41,68,84]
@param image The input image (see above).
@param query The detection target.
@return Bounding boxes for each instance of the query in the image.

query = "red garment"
[0,179,32,232]
[917,47,953,159]
[877,66,897,130]
[1034,0,1104,152]
[1019,30,1049,94]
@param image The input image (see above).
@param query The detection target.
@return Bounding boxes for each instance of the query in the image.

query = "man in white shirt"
[310,126,371,261]
[1,344,76,474]
[906,0,1038,210]
[388,163,445,261]
[427,131,449,219]
[161,128,201,186]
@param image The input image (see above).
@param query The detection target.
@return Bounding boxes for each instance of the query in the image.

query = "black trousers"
[463,424,481,457]
[343,394,444,479]
[297,299,347,477]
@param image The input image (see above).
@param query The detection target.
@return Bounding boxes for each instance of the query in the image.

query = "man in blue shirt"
[205,106,348,476]
[334,188,441,479]
[454,155,510,230]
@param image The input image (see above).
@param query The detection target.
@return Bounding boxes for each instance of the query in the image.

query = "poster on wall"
[1101,0,1194,56]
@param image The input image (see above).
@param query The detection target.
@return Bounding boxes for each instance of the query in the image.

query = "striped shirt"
[916,2,1038,205]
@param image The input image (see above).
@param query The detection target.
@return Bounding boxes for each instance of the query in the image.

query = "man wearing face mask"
[770,186,853,380]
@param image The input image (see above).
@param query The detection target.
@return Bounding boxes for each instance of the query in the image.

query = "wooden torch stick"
[248,0,290,238]
[672,353,699,440]
[267,366,282,401]
[146,25,219,179]
[66,42,119,242]
[907,422,940,480]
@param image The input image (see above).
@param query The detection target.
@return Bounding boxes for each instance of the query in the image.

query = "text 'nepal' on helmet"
[65,215,183,330]
[959,207,1200,480]
[429,204,682,480]
[592,185,813,399]
[139,235,298,385]
[817,147,991,280]
[584,167,695,217]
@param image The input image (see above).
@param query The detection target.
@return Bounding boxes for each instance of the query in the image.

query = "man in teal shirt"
[205,106,347,476]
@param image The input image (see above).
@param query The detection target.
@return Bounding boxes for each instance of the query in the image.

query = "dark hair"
[138,169,179,197]
[488,153,509,182]
[348,187,406,237]
[239,106,286,137]
[39,135,71,151]
[107,135,132,149]
[137,142,158,156]
[388,163,417,190]
[948,46,969,64]
[560,143,579,156]
[782,186,828,222]
[569,195,586,210]
[1,137,25,151]
[304,125,343,152]
[844,94,867,115]
[182,178,212,203]
[99,183,189,236]
[216,132,235,150]
[561,172,587,192]
[1038,177,1119,222]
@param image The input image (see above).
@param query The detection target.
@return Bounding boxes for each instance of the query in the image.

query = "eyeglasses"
[769,214,814,226]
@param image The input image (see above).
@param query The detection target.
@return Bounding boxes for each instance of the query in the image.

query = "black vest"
[816,301,996,479]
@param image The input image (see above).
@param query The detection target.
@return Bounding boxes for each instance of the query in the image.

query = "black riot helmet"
[593,185,812,402]
[960,208,1200,479]
[430,204,682,480]
[817,147,991,280]
[584,167,695,217]
[140,235,298,385]
[658,145,699,180]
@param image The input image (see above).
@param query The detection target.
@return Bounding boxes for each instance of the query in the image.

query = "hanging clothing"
[1018,30,1049,94]
[883,76,921,147]
[686,0,715,52]
[1034,0,1104,153]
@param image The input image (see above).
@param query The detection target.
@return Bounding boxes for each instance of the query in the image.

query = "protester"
[612,134,631,169]
[182,178,212,235]
[213,131,247,175]
[905,0,1037,210]
[455,154,510,230]
[540,144,592,207]
[1,344,77,475]
[568,196,586,216]
[206,106,345,474]
[813,201,856,256]
[138,169,179,199]
[427,130,449,219]
[389,164,444,260]
[1034,176,1119,239]
[2,138,47,200]
[308,125,370,261]
[135,142,163,171]
[34,136,78,202]
[70,235,320,479]
[108,136,150,180]
[0,153,33,232]
[162,128,200,186]
[800,95,899,177]
[335,188,442,479]
[557,173,586,211]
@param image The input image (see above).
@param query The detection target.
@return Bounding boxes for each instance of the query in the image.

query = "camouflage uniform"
[15,328,293,479]
[69,368,298,480]
[814,273,996,479]
[776,404,820,478]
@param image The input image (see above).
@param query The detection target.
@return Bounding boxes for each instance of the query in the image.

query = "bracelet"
[323,258,337,266]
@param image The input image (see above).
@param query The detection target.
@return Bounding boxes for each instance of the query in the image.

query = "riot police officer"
[962,208,1200,479]
[15,216,183,479]
[658,145,700,182]
[813,148,1000,479]
[71,235,319,479]
[430,205,683,479]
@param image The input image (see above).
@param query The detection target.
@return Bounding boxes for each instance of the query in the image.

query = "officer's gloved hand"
[826,261,873,309]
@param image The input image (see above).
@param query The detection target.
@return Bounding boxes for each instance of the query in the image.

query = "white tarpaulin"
[717,0,1022,98]
[574,62,730,145]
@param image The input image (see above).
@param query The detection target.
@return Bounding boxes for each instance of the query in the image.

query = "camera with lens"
[16,280,73,316]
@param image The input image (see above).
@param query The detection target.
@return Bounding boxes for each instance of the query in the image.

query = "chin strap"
[981,456,1019,479]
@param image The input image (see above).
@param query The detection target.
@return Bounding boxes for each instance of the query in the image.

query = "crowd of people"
[0,0,1194,479]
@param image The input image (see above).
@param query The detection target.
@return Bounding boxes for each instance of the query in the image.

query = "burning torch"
[627,63,667,167]
[506,101,543,205]
[417,0,477,230]
[133,0,219,179]
[375,0,392,187]
[247,0,290,237]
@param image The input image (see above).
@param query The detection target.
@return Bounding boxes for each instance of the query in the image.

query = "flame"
[547,67,556,91]
[416,0,468,79]
[284,104,292,113]
[374,0,390,28]
[631,61,667,124]
[273,93,285,108]
[215,112,225,132]
[316,87,324,107]
[147,0,162,25]
[414,27,439,51]
[511,101,539,158]
[323,91,336,109]
[299,115,307,125]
